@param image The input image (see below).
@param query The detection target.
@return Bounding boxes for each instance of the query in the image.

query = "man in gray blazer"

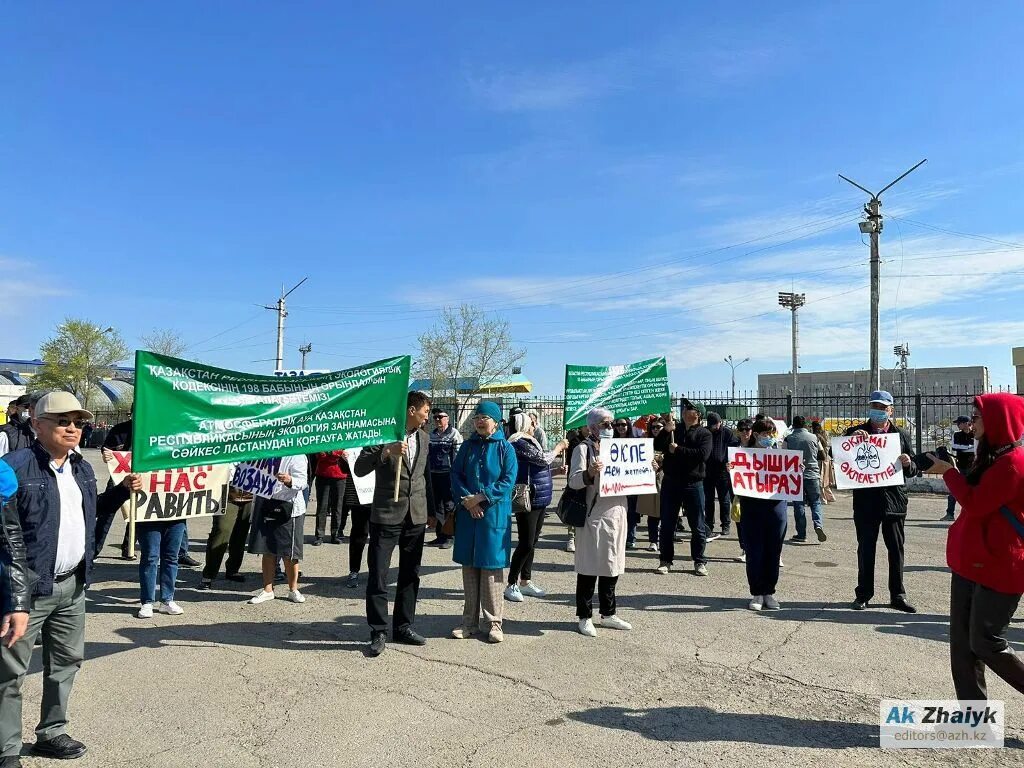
[354,391,436,656]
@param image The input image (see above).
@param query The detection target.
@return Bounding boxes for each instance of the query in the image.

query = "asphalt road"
[10,450,1022,767]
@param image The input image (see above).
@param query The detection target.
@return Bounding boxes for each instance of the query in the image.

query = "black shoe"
[225,573,245,583]
[438,539,453,550]
[0,754,22,767]
[197,579,212,591]
[815,526,828,543]
[330,536,341,545]
[394,628,427,646]
[706,532,722,542]
[891,598,918,614]
[274,571,286,584]
[941,514,955,521]
[33,734,87,760]
[312,537,323,547]
[791,536,807,542]
[178,555,201,568]
[852,600,868,610]
[368,631,386,657]
[721,527,731,538]
[120,548,137,561]
[425,538,441,547]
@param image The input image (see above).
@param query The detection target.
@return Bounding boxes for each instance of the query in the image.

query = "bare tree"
[139,328,188,357]
[416,304,526,423]
[31,319,130,408]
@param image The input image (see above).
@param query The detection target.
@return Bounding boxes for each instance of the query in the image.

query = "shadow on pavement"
[566,704,877,748]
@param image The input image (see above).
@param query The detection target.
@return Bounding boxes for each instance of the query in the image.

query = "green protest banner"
[131,351,411,472]
[563,357,671,429]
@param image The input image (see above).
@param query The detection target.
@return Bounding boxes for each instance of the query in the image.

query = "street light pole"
[778,292,806,396]
[724,355,750,402]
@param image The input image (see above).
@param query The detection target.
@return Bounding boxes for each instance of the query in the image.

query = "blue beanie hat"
[0,461,17,501]
[474,400,502,422]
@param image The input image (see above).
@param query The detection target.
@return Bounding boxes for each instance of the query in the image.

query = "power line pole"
[263,277,308,371]
[723,355,750,402]
[778,292,806,396]
[299,343,312,370]
[838,159,927,391]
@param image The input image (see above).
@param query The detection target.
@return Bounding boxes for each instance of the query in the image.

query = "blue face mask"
[757,436,775,448]
[598,429,614,440]
[868,408,889,423]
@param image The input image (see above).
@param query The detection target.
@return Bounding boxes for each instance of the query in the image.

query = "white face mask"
[598,428,614,440]
[20,410,29,420]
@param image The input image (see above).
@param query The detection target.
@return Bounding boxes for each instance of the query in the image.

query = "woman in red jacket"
[928,392,1024,700]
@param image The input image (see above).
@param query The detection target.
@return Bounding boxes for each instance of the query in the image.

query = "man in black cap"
[703,412,736,540]
[942,415,975,521]
[0,395,35,458]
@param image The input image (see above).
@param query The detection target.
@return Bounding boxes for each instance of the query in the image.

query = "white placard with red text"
[728,447,805,501]
[598,438,658,497]
[830,433,904,490]
[106,451,233,521]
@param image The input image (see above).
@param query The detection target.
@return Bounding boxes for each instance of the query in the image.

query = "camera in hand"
[911,445,954,472]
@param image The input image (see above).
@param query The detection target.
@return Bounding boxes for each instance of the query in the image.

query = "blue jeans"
[792,478,823,539]
[946,494,957,516]
[659,481,707,566]
[139,521,187,604]
[178,522,190,558]
[703,465,732,532]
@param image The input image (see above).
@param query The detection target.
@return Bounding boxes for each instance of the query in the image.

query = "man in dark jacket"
[843,390,919,613]
[942,415,975,521]
[354,391,435,657]
[658,399,713,577]
[703,412,737,539]
[427,410,462,549]
[0,392,139,764]
[0,395,35,458]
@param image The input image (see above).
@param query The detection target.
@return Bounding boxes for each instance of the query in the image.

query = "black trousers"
[508,507,546,584]
[346,503,371,574]
[703,463,732,531]
[742,499,787,596]
[430,471,455,541]
[659,481,707,566]
[365,516,425,634]
[314,477,345,537]
[576,574,618,619]
[950,572,1024,700]
[853,508,906,602]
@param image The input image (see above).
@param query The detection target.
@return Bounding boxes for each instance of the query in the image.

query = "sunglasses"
[40,416,87,429]
[650,423,664,429]
[738,427,752,432]
[614,422,629,428]
[598,421,613,428]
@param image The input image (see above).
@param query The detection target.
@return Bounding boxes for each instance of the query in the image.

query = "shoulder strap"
[1000,506,1024,539]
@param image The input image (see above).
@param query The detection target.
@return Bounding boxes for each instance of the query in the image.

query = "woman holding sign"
[568,408,632,637]
[926,393,1024,700]
[245,455,309,605]
[735,418,788,611]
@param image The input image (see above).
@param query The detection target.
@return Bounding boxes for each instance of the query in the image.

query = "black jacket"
[1,443,129,608]
[1,417,35,454]
[843,420,918,517]
[662,424,712,486]
[707,425,737,467]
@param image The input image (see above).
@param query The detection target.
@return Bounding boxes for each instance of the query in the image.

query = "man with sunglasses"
[1,392,141,764]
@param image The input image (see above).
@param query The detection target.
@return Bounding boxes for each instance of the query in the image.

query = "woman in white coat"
[568,407,632,637]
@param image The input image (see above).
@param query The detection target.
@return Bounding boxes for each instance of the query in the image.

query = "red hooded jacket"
[945,393,1024,595]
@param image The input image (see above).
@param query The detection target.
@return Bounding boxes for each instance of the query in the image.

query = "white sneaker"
[248,590,275,605]
[519,581,546,598]
[137,603,154,619]
[646,543,658,552]
[736,552,747,563]
[748,596,763,611]
[656,564,670,575]
[287,590,305,603]
[566,539,576,553]
[504,584,524,602]
[601,615,632,631]
[763,595,781,610]
[577,618,597,637]
[779,558,785,567]
[159,601,183,615]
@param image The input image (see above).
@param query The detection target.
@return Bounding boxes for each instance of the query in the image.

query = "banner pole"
[393,452,401,503]
[128,475,137,559]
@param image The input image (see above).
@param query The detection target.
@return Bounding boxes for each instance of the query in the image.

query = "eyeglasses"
[650,424,664,430]
[971,414,981,422]
[614,422,629,428]
[472,415,493,422]
[40,416,86,429]
[599,421,613,428]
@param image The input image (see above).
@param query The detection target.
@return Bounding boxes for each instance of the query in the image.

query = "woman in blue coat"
[450,400,518,644]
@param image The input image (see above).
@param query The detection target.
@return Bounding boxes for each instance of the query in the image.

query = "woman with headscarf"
[504,412,568,603]
[568,407,632,637]
[736,418,787,611]
[450,401,518,643]
[925,393,1024,700]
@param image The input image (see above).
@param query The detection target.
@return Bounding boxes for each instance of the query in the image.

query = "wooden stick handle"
[128,487,137,558]
[393,453,401,502]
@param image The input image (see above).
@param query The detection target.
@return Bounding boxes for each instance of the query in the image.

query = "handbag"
[512,483,532,514]
[730,496,742,523]
[260,498,291,522]
[556,443,595,527]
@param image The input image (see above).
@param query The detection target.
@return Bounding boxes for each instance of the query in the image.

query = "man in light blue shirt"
[783,415,827,543]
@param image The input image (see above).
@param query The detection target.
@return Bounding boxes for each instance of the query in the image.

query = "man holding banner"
[658,400,712,577]
[354,392,435,657]
[841,390,919,613]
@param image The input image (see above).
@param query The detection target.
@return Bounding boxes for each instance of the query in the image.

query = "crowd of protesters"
[1,386,1022,765]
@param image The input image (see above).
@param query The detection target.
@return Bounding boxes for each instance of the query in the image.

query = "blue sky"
[4,3,1024,394]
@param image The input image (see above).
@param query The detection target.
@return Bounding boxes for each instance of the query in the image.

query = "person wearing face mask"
[736,419,788,610]
[0,395,34,458]
[568,408,632,637]
[925,394,1024,701]
[843,390,918,613]
[657,400,712,577]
